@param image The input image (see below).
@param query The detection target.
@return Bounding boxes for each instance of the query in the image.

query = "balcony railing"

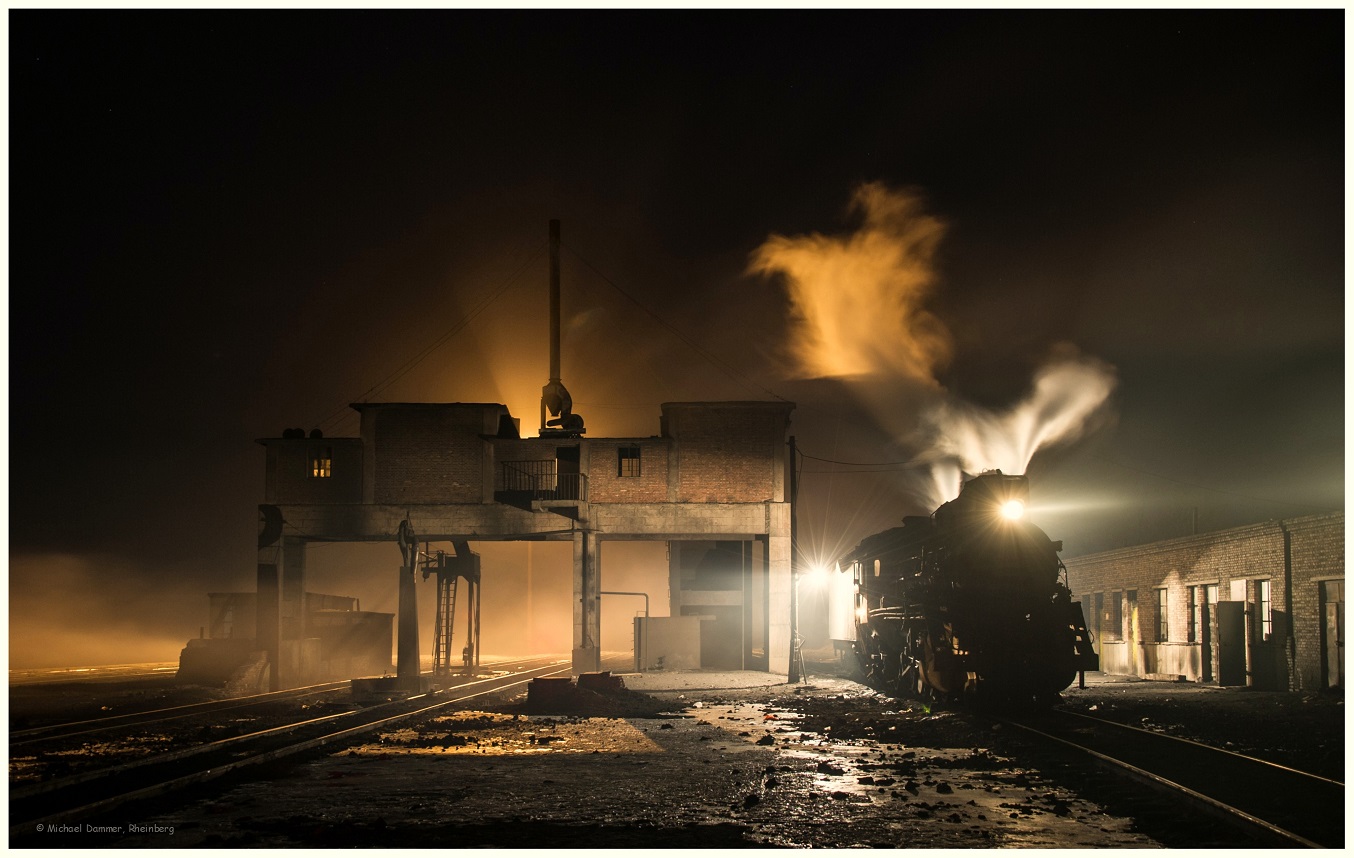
[498,460,587,502]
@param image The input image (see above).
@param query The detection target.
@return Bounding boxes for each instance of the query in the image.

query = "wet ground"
[24,661,1340,849]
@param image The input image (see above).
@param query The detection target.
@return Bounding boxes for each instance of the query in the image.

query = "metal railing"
[498,460,587,502]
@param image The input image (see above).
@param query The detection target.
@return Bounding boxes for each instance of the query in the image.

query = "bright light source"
[802,564,829,587]
[1000,499,1026,521]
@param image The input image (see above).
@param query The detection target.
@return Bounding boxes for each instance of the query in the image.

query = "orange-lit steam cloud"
[752,184,1116,507]
[749,183,952,383]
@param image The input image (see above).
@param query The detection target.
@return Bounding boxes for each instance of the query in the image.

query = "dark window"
[1093,592,1104,638]
[1187,587,1198,643]
[310,447,332,478]
[1126,590,1138,642]
[1156,588,1169,642]
[1106,591,1122,641]
[1257,579,1272,640]
[618,446,641,477]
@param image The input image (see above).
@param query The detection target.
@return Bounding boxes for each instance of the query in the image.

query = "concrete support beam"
[397,563,420,689]
[572,530,601,674]
[280,537,307,642]
[767,532,792,676]
[270,502,787,543]
[256,559,280,692]
[273,536,308,689]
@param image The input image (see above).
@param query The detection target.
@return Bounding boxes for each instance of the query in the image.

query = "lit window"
[618,446,641,478]
[1156,588,1169,643]
[1257,579,1272,640]
[311,447,332,479]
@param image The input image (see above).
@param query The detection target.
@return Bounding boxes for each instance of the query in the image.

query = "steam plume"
[925,347,1118,475]
[751,184,1116,506]
[749,182,952,383]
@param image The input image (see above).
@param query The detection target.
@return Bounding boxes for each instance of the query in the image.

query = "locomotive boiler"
[838,471,1098,706]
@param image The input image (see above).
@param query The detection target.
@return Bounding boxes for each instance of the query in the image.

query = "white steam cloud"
[925,347,1118,475]
[751,183,1117,506]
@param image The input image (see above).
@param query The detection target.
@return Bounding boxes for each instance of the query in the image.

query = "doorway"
[1320,580,1344,689]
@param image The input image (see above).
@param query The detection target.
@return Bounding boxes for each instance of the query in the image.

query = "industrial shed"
[1064,512,1343,691]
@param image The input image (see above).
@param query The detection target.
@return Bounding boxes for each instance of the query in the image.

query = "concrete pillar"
[668,540,683,616]
[768,534,792,675]
[767,504,793,675]
[257,505,284,691]
[397,563,420,689]
[276,536,308,688]
[572,530,601,674]
[256,557,281,692]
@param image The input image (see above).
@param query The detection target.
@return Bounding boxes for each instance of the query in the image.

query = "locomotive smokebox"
[935,470,1030,531]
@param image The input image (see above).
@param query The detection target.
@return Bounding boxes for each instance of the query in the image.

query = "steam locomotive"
[832,471,1098,707]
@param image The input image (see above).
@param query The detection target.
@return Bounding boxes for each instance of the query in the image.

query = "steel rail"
[1057,709,1344,788]
[13,658,570,800]
[998,715,1334,849]
[12,661,565,803]
[10,681,351,745]
[11,656,555,743]
[10,660,571,835]
[8,665,180,686]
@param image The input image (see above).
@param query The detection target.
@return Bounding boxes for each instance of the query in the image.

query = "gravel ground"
[12,662,1343,850]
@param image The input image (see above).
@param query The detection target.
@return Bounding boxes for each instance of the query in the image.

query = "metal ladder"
[433,573,458,676]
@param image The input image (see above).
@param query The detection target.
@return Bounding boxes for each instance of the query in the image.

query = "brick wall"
[663,403,791,503]
[262,438,363,504]
[360,404,504,505]
[1286,513,1344,690]
[587,440,670,503]
[1065,513,1343,689]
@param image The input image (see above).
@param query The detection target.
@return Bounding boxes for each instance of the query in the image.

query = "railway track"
[1001,708,1344,848]
[8,664,181,686]
[10,679,354,747]
[9,657,570,838]
[11,655,558,746]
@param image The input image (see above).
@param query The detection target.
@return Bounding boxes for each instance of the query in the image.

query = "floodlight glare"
[803,564,829,587]
[1000,499,1026,521]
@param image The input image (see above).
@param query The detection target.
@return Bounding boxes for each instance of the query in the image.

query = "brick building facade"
[1064,512,1343,691]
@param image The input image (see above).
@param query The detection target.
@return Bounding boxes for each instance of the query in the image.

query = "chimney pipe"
[549,219,561,383]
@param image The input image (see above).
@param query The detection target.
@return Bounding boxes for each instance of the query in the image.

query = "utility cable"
[797,449,930,468]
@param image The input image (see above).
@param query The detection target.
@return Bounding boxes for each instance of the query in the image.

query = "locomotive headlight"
[1000,499,1026,521]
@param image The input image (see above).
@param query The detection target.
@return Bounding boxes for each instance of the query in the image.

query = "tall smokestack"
[549,219,561,384]
[540,219,579,436]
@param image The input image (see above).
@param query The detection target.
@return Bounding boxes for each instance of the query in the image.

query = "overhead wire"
[797,450,928,468]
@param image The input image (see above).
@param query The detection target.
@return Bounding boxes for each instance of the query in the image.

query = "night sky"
[8,10,1344,666]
